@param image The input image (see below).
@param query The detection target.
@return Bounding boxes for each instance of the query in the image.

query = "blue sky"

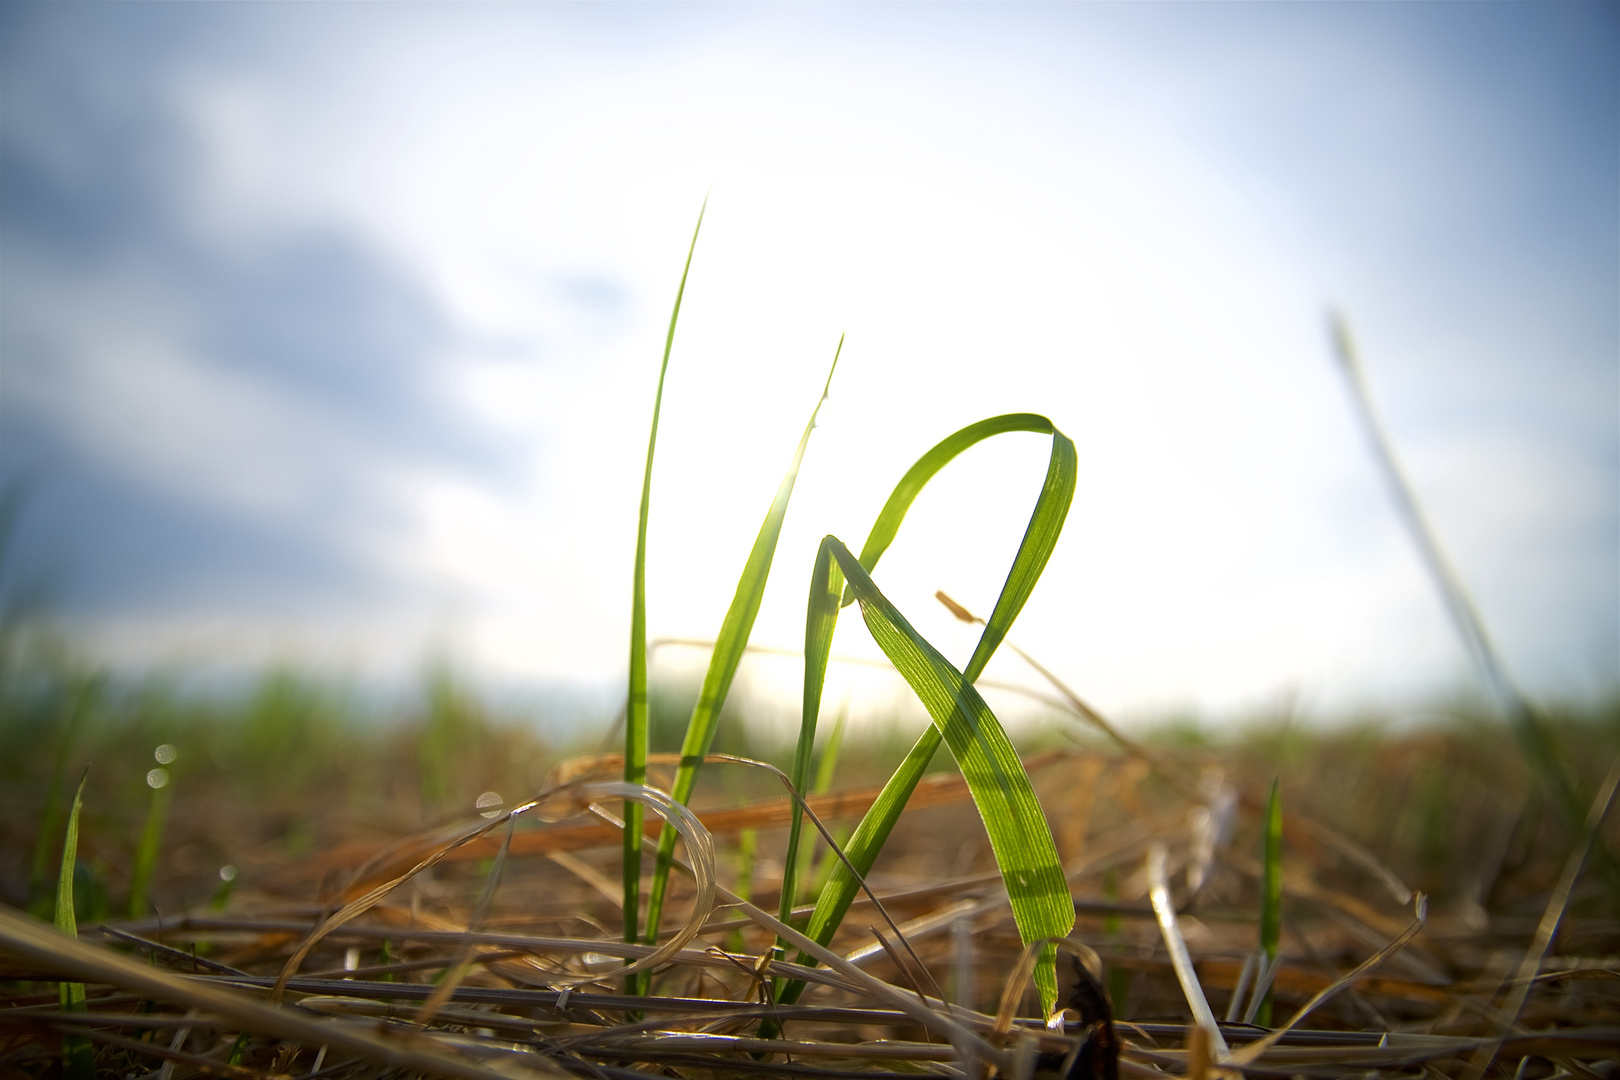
[1,2,1615,725]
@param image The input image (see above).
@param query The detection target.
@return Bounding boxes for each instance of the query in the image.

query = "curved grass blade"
[56,768,94,1080]
[779,415,1076,1010]
[817,538,1073,1011]
[851,412,1075,683]
[641,339,842,946]
[624,199,706,955]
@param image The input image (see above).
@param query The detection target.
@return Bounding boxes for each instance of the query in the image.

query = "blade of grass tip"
[1459,754,1620,1080]
[1225,891,1429,1068]
[1328,311,1587,838]
[782,415,1076,1009]
[128,747,175,919]
[991,936,1103,1037]
[56,767,95,1080]
[645,336,842,953]
[1257,778,1282,1027]
[1146,843,1229,1059]
[29,681,97,920]
[625,197,707,964]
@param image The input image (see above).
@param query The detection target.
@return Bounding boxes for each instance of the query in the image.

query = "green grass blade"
[127,762,172,919]
[644,339,842,944]
[795,705,851,905]
[55,771,87,937]
[1258,778,1283,1027]
[851,413,1074,669]
[28,680,96,919]
[777,536,848,936]
[823,538,1074,1012]
[624,199,707,955]
[56,768,95,1080]
[779,415,1076,1009]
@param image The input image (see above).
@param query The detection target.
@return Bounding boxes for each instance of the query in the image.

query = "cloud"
[0,7,514,620]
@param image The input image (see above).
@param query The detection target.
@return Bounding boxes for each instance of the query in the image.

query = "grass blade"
[56,768,95,1080]
[1327,312,1586,837]
[1258,777,1282,1026]
[777,523,849,934]
[28,680,96,919]
[624,199,706,956]
[642,339,842,948]
[780,415,1076,1012]
[787,537,1074,1014]
[851,413,1076,686]
[127,750,173,919]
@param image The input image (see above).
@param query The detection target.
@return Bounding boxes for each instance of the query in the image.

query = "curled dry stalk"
[272,780,717,1003]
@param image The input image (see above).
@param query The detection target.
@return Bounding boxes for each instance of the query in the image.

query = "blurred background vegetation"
[5,620,1615,934]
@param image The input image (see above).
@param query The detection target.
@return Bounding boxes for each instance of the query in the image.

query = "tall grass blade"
[1327,312,1586,836]
[642,339,841,946]
[780,415,1076,1011]
[56,768,95,1080]
[624,200,706,957]
[1258,777,1282,1026]
[788,537,1074,1013]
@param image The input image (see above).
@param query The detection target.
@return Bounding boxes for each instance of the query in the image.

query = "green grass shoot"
[127,744,174,918]
[641,340,841,950]
[55,767,95,1080]
[776,414,1078,1015]
[792,706,849,906]
[624,199,706,970]
[619,221,1079,1015]
[27,681,95,919]
[1258,777,1283,1027]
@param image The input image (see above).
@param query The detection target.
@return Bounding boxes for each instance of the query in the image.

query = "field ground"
[2,655,1617,1080]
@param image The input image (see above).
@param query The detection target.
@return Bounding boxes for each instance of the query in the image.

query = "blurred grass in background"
[4,623,1615,931]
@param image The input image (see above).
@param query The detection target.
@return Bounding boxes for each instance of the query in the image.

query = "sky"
[1,2,1616,732]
